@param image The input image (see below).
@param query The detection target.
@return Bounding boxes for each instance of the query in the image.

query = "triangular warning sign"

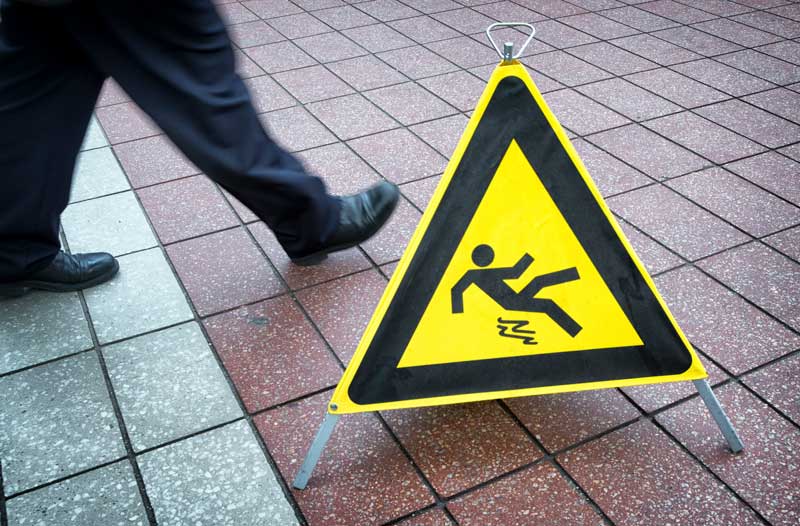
[330,62,706,414]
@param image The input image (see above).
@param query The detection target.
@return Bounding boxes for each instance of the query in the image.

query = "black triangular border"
[348,75,693,406]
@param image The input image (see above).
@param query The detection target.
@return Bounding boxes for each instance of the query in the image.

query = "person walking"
[0,0,399,298]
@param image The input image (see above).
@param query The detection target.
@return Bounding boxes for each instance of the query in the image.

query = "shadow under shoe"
[292,181,400,266]
[0,251,119,299]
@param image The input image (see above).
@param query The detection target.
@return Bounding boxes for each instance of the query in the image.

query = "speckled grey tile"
[314,5,378,30]
[84,248,193,343]
[6,461,147,526]
[0,353,125,494]
[671,58,776,97]
[692,18,782,47]
[104,323,241,451]
[587,124,709,180]
[625,68,729,109]
[695,99,800,149]
[267,12,333,39]
[356,0,421,21]
[724,151,800,205]
[243,75,296,114]
[228,20,285,48]
[667,167,800,237]
[655,266,800,373]
[608,184,751,260]
[80,116,108,152]
[140,421,297,526]
[364,82,458,125]
[307,93,399,140]
[731,10,800,39]
[349,128,447,183]
[756,40,800,66]
[61,192,157,257]
[765,225,800,261]
[644,111,766,164]
[69,148,130,204]
[577,78,681,122]
[698,241,800,331]
[779,142,800,162]
[0,292,92,375]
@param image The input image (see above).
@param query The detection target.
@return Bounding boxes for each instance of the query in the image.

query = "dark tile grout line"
[3,456,129,502]
[56,232,160,525]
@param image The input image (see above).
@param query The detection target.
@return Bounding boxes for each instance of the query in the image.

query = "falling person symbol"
[450,244,582,337]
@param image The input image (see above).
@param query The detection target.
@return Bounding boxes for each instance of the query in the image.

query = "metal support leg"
[292,413,340,490]
[693,379,744,453]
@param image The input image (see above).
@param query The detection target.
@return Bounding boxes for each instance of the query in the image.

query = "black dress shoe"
[292,181,400,266]
[0,251,119,298]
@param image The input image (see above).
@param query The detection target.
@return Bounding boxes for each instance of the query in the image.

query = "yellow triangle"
[397,140,643,368]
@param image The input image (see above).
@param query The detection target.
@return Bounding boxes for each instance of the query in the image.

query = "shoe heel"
[291,252,329,267]
[0,284,29,299]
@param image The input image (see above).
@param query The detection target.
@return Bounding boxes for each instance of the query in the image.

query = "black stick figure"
[451,244,582,337]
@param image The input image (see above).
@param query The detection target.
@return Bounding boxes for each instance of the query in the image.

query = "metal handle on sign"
[486,22,536,61]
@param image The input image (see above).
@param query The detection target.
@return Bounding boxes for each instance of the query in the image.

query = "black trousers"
[0,0,340,281]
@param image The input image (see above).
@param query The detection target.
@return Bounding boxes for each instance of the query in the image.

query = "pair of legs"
[0,0,351,284]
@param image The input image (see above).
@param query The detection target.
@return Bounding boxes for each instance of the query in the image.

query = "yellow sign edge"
[329,61,707,415]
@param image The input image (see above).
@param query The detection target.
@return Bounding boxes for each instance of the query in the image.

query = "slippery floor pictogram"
[451,244,581,338]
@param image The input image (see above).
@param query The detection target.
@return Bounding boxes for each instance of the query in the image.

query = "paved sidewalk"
[2,0,800,524]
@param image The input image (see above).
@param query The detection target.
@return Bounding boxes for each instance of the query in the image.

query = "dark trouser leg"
[61,0,340,259]
[0,2,104,281]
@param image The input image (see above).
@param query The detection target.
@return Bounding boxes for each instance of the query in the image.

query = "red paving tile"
[624,68,729,109]
[622,358,730,414]
[560,420,763,526]
[113,135,200,188]
[765,225,800,262]
[742,354,800,425]
[724,151,800,205]
[523,50,611,88]
[400,175,441,211]
[543,89,630,136]
[654,266,800,374]
[587,124,707,181]
[658,383,800,526]
[577,77,681,121]
[137,175,239,244]
[360,198,422,265]
[698,242,800,331]
[295,269,387,363]
[383,402,541,497]
[608,185,750,261]
[506,389,640,453]
[249,222,372,290]
[364,82,458,126]
[297,142,382,196]
[616,220,684,276]
[256,392,434,526]
[394,508,453,526]
[272,65,353,104]
[377,46,458,80]
[96,102,159,144]
[259,106,337,153]
[568,41,658,76]
[166,228,285,316]
[448,462,605,526]
[409,114,469,158]
[571,139,652,197]
[695,99,800,149]
[203,295,341,412]
[348,129,447,184]
[668,167,800,237]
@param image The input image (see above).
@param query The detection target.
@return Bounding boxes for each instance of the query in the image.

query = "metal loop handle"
[485,22,536,61]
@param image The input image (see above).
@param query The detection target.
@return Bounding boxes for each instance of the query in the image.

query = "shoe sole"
[291,188,401,267]
[0,259,120,300]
